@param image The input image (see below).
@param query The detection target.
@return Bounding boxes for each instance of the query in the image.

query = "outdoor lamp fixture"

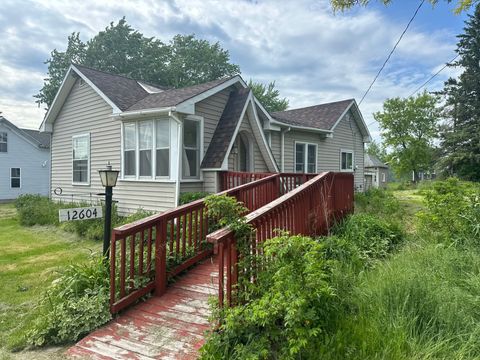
[98,162,119,259]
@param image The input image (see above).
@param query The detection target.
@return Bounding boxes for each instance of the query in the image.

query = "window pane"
[139,149,152,176]
[124,123,136,150]
[73,160,88,182]
[183,149,198,177]
[341,153,347,170]
[139,121,153,150]
[11,178,20,188]
[124,150,135,176]
[73,137,88,160]
[156,120,169,148]
[347,153,353,169]
[0,143,6,152]
[11,168,20,177]
[307,144,316,173]
[295,143,305,173]
[184,119,198,148]
[0,132,6,142]
[156,149,169,176]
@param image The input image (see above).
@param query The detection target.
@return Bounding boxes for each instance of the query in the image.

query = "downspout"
[280,127,291,172]
[170,111,182,207]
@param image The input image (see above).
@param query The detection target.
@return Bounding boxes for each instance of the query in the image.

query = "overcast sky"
[0,0,469,142]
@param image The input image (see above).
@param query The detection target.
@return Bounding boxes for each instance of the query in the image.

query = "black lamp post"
[98,162,119,259]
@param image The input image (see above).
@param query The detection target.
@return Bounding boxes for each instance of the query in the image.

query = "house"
[364,153,388,189]
[0,116,50,200]
[40,64,370,214]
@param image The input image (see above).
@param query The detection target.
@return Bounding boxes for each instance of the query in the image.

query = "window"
[122,119,170,179]
[183,119,200,178]
[340,150,354,171]
[0,132,7,152]
[72,134,90,184]
[382,172,386,182]
[10,168,20,188]
[295,142,317,173]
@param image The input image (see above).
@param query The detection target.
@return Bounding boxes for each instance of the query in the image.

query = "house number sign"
[59,206,103,222]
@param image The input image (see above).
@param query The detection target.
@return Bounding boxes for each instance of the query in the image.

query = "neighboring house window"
[295,142,317,173]
[72,134,90,184]
[382,172,386,182]
[183,119,200,178]
[10,168,20,188]
[122,119,170,179]
[0,132,7,152]
[340,150,354,171]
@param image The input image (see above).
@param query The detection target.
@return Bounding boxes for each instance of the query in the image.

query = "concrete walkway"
[68,258,218,359]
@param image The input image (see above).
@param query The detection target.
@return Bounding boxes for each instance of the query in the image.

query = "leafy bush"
[355,188,401,218]
[15,194,60,226]
[201,234,337,359]
[27,256,111,346]
[179,191,210,205]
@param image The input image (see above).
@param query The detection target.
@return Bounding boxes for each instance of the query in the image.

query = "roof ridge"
[273,98,354,115]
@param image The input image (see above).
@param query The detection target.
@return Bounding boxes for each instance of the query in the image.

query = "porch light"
[98,162,119,260]
[99,162,119,187]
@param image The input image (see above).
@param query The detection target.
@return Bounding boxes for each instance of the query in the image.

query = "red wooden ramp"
[68,257,218,359]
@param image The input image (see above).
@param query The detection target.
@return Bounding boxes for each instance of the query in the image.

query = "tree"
[366,140,387,162]
[374,92,439,182]
[330,0,477,14]
[248,80,289,113]
[36,18,240,108]
[439,5,480,181]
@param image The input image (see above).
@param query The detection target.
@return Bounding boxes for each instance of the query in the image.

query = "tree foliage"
[374,92,439,181]
[248,80,289,113]
[35,18,240,108]
[330,0,477,14]
[366,140,387,162]
[439,5,480,181]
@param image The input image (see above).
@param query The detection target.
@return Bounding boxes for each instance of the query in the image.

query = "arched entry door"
[236,131,253,172]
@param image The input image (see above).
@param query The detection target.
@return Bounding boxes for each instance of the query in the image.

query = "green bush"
[15,194,60,226]
[201,234,337,359]
[27,256,111,346]
[179,191,210,205]
[355,188,401,218]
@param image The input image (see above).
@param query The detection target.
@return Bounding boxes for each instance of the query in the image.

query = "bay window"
[72,134,90,184]
[295,142,317,173]
[183,119,200,178]
[139,121,153,177]
[340,150,354,171]
[124,123,136,176]
[156,120,170,177]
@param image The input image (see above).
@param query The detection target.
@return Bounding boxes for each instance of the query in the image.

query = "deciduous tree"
[248,80,289,113]
[330,0,477,14]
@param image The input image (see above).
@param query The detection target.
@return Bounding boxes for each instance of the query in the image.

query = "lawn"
[0,202,101,358]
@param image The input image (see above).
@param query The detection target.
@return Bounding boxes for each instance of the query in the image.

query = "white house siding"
[0,124,50,200]
[50,79,176,214]
[283,111,365,190]
[202,171,219,193]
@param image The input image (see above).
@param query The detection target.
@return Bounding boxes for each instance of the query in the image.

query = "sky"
[0,0,471,142]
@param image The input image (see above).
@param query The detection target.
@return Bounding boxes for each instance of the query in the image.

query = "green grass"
[0,203,101,353]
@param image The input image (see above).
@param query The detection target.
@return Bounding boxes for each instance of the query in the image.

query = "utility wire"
[359,0,425,106]
[408,54,459,97]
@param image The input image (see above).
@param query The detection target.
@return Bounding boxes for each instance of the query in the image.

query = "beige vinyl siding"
[202,171,219,193]
[51,79,176,214]
[270,131,281,166]
[179,182,204,193]
[283,111,365,190]
[195,87,231,156]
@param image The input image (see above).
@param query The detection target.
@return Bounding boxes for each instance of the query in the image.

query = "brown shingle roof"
[127,76,237,111]
[271,99,354,131]
[201,88,250,169]
[0,116,50,148]
[365,154,388,168]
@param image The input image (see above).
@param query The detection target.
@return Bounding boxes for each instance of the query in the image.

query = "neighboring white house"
[364,153,389,190]
[0,116,51,200]
[40,64,371,214]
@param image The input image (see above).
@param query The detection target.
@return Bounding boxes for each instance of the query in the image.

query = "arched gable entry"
[234,130,254,172]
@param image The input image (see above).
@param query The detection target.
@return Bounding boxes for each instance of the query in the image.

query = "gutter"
[280,127,291,172]
[112,107,176,119]
[270,119,333,135]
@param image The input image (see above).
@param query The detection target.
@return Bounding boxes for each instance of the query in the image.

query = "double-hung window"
[72,134,90,184]
[0,132,7,152]
[340,150,354,171]
[122,119,170,179]
[11,168,20,188]
[183,119,200,179]
[295,142,317,173]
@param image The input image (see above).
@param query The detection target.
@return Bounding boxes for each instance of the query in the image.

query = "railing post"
[109,232,117,312]
[154,219,167,296]
[274,174,280,200]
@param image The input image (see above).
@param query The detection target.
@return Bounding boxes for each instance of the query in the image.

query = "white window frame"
[72,133,90,186]
[181,115,203,181]
[382,172,386,182]
[340,149,354,172]
[0,132,7,153]
[120,119,173,182]
[294,141,317,174]
[10,167,21,189]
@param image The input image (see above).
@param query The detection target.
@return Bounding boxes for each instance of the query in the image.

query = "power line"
[408,54,459,97]
[359,0,425,106]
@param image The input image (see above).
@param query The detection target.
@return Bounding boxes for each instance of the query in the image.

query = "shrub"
[179,192,210,205]
[201,234,337,359]
[15,194,60,226]
[27,256,111,346]
[354,188,401,218]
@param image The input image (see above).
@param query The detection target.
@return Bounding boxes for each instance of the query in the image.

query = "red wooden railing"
[207,172,354,307]
[220,171,272,190]
[110,173,313,313]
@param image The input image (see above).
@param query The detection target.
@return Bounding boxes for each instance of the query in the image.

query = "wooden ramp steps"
[68,257,219,360]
